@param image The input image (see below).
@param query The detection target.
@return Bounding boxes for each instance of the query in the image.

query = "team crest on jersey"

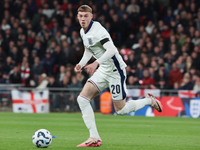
[88,38,93,45]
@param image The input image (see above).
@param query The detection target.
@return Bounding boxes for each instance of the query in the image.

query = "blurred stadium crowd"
[1,0,200,91]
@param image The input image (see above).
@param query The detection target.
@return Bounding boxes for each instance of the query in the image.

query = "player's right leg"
[77,81,102,147]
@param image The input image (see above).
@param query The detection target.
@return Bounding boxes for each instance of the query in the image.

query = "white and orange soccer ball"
[32,129,52,148]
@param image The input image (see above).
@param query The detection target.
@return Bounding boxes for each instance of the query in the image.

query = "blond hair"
[78,5,92,13]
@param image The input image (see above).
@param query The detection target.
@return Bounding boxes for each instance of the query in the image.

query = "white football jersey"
[80,21,127,73]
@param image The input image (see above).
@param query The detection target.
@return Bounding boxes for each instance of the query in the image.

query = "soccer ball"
[32,129,52,148]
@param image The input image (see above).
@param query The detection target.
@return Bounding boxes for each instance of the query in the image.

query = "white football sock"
[77,95,100,139]
[117,98,152,115]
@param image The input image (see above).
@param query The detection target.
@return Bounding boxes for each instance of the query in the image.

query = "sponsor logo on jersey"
[88,38,93,45]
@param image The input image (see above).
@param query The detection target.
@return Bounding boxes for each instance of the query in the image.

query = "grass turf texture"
[0,112,200,150]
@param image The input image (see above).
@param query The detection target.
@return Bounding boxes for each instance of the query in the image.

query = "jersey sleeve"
[96,41,118,64]
[78,47,93,68]
[93,22,118,64]
[93,23,110,44]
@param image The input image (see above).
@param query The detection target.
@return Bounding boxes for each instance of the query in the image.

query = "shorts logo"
[113,95,119,98]
[88,38,93,45]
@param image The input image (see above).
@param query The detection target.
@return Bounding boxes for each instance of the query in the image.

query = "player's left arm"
[84,38,118,75]
[96,38,118,64]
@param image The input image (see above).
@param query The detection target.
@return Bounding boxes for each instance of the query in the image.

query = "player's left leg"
[114,93,162,115]
[109,68,162,115]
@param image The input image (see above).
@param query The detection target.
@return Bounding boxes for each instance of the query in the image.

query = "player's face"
[77,11,93,30]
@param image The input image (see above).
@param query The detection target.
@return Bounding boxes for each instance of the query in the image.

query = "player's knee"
[77,95,84,104]
[77,95,90,105]
[77,95,82,104]
[116,105,128,115]
[77,95,91,111]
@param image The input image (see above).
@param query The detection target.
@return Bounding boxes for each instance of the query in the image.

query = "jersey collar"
[85,20,94,34]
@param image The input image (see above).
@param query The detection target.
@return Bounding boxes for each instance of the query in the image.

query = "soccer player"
[74,5,163,147]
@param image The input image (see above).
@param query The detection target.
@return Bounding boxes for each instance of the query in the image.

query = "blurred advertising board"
[126,89,200,118]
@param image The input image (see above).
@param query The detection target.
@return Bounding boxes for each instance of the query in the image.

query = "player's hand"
[84,61,99,76]
[74,64,82,73]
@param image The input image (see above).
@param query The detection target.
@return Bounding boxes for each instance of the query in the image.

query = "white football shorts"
[88,68,127,101]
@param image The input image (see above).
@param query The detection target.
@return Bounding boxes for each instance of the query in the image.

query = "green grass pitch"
[0,112,200,150]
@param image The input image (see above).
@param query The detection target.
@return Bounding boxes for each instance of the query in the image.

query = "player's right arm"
[74,48,93,73]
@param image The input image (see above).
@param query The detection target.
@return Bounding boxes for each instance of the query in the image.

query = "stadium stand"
[0,0,200,92]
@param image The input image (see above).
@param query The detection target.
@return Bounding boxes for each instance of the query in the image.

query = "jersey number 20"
[111,85,120,94]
